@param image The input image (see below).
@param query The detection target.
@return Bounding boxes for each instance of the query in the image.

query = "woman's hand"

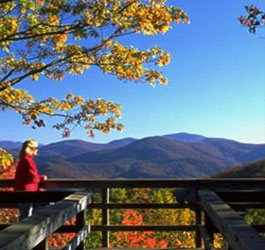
[39,175,47,182]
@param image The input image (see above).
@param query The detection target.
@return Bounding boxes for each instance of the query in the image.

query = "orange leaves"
[157,52,170,67]
[107,0,188,35]
[53,34,67,48]
[111,209,168,249]
[31,74,39,81]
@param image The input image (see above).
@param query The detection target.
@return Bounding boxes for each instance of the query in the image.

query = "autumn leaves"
[0,0,188,169]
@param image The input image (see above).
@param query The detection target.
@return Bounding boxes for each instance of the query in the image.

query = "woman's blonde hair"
[19,140,38,158]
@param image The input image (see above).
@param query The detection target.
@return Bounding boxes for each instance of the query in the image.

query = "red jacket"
[14,154,41,191]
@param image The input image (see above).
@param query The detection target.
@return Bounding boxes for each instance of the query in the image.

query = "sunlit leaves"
[0,148,14,172]
[0,158,19,225]
[0,0,188,88]
[110,209,168,248]
[98,42,170,85]
[0,0,188,141]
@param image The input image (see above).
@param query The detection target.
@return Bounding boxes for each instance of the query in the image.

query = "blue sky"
[1,0,264,144]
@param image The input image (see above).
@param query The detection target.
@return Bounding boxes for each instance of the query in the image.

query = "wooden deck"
[0,179,265,250]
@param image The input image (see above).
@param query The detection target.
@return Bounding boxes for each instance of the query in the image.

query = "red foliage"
[0,161,19,223]
[238,5,265,33]
[110,209,168,248]
[48,217,76,247]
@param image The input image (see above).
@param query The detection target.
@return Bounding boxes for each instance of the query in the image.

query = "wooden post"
[76,210,86,250]
[205,213,214,245]
[102,188,109,248]
[32,239,48,250]
[195,188,202,248]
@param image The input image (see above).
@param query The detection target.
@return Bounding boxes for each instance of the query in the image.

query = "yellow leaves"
[160,25,170,33]
[0,88,35,108]
[157,52,171,67]
[19,0,37,13]
[83,10,92,25]
[53,34,68,48]
[99,42,169,86]
[0,16,18,51]
[27,13,39,26]
[0,0,189,140]
[48,15,60,25]
[5,56,15,67]
[46,95,124,137]
[31,74,39,81]
[75,96,84,105]
[0,148,13,172]
[61,103,72,111]
[0,2,16,12]
[159,77,168,85]
[21,8,27,14]
[0,16,19,35]
[29,110,39,119]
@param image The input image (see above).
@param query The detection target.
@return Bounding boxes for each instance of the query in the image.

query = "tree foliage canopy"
[0,0,188,170]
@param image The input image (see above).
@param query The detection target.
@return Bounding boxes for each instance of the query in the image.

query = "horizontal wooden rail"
[199,189,265,250]
[2,178,265,189]
[0,191,74,203]
[89,202,198,209]
[1,179,265,250]
[216,190,265,202]
[85,248,205,250]
[91,225,199,232]
[227,202,265,210]
[0,192,90,250]
[42,178,265,189]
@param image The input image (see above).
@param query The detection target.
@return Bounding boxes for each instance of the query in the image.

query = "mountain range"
[1,132,264,179]
[215,159,265,178]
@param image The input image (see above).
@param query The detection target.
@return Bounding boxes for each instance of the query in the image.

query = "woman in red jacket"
[15,139,47,219]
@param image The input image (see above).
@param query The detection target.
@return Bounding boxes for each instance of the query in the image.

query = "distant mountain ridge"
[1,133,264,179]
[215,159,265,178]
[164,132,206,142]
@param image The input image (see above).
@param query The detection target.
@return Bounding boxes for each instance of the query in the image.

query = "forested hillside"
[1,133,264,179]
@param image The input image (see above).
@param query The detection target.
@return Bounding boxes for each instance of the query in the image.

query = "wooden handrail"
[0,192,91,250]
[1,179,265,250]
[2,178,265,189]
[199,189,265,250]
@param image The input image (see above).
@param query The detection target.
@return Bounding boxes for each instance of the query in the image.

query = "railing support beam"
[102,188,110,248]
[199,189,265,250]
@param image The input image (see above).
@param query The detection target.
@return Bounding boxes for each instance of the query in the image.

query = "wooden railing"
[199,190,265,250]
[0,190,90,250]
[1,178,265,250]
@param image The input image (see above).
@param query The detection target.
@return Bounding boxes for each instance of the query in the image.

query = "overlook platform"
[0,178,265,250]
